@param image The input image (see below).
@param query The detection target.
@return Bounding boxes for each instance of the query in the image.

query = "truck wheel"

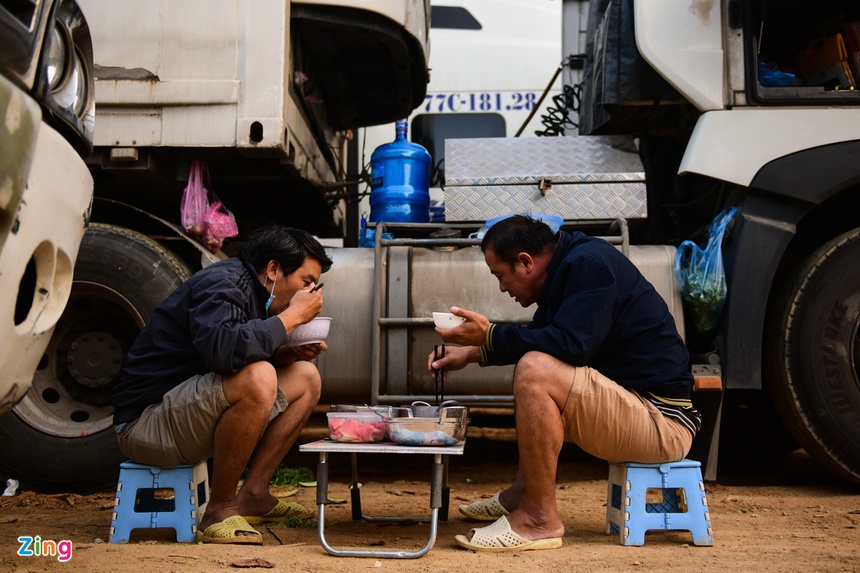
[765,228,860,484]
[0,224,191,492]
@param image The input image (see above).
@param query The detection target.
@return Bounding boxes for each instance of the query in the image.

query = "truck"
[569,0,860,484]
[0,0,431,491]
[0,1,94,436]
[352,0,860,488]
[422,0,860,485]
[4,0,860,491]
[358,0,565,223]
[338,0,860,486]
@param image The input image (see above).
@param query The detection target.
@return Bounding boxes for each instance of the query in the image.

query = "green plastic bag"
[674,207,737,333]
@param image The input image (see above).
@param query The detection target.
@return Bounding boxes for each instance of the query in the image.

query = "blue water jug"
[369,120,431,223]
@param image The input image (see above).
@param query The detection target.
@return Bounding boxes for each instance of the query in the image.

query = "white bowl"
[432,312,465,329]
[286,317,331,348]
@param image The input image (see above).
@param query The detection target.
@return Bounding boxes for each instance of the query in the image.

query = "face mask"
[264,272,278,317]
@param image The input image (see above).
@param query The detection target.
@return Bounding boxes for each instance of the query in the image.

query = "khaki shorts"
[560,365,692,463]
[116,372,288,466]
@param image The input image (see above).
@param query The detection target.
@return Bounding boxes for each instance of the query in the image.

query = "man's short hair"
[481,215,557,265]
[238,224,333,275]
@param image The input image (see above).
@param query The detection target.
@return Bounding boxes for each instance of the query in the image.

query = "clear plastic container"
[384,418,467,446]
[326,411,386,443]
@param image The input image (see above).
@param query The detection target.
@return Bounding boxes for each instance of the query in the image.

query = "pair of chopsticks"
[434,344,446,405]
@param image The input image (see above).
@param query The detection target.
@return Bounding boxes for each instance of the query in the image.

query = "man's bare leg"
[496,466,525,512]
[198,361,280,533]
[470,351,569,540]
[236,360,321,517]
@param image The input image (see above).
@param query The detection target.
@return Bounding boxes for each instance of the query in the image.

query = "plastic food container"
[385,407,469,446]
[330,404,411,418]
[326,411,386,443]
[385,418,468,446]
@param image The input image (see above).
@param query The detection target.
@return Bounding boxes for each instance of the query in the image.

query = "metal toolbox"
[444,136,646,222]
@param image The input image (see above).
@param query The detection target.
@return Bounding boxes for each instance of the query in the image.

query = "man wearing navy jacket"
[430,215,699,552]
[113,225,331,545]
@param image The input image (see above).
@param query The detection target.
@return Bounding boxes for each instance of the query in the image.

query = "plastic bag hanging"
[673,207,737,333]
[180,160,239,253]
[180,160,209,237]
[201,200,238,252]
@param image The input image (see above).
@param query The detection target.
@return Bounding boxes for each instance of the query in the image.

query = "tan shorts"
[116,372,288,466]
[560,365,692,463]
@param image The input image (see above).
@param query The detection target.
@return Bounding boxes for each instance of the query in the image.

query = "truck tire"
[765,228,860,485]
[0,224,191,492]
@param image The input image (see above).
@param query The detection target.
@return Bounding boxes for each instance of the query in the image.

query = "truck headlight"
[36,0,94,157]
[45,26,68,90]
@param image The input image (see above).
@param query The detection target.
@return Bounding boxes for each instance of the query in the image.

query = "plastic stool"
[109,461,209,543]
[605,459,713,546]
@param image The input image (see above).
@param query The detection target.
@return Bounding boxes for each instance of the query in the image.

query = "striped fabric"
[646,392,702,437]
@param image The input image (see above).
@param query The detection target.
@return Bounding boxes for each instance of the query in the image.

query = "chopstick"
[434,344,446,405]
[434,345,439,405]
[441,344,446,404]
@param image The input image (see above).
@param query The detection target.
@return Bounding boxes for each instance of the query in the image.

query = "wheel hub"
[65,331,124,388]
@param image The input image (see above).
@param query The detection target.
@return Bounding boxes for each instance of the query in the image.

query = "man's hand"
[274,341,328,365]
[292,341,328,361]
[435,306,489,346]
[427,345,479,375]
[278,283,323,332]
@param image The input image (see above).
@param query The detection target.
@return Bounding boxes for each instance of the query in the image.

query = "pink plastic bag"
[180,160,209,237]
[180,160,239,253]
[202,201,238,252]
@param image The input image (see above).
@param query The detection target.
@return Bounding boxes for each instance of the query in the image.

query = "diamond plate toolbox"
[444,136,646,221]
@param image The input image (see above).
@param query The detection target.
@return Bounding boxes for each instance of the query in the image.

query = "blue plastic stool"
[109,461,209,543]
[605,459,714,546]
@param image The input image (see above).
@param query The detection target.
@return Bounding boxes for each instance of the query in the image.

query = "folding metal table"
[299,439,465,558]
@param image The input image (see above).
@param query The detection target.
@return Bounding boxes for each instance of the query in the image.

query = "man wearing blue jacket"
[112,225,332,545]
[430,215,699,552]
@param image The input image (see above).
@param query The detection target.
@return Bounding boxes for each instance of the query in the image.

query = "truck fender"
[719,197,801,390]
[750,140,860,202]
[719,140,860,390]
[92,198,227,268]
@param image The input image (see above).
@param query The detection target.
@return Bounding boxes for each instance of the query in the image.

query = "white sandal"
[455,515,563,552]
[458,493,510,521]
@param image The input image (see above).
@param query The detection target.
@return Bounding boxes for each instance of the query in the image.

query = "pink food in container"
[326,411,386,443]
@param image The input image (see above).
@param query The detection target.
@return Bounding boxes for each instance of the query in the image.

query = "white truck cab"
[0,0,94,414]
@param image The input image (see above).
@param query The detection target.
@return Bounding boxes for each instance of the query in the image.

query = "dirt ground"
[2,419,859,573]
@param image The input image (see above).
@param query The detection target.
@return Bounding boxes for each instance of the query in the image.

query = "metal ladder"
[367,219,630,406]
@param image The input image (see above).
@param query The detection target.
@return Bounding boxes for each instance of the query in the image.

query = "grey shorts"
[116,372,288,466]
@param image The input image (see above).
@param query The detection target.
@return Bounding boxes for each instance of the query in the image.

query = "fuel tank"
[316,244,683,405]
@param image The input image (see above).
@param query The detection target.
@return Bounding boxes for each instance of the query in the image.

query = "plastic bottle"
[369,120,431,223]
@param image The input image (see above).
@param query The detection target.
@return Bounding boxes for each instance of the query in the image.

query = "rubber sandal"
[196,515,263,545]
[455,516,562,552]
[244,499,314,524]
[458,493,509,521]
